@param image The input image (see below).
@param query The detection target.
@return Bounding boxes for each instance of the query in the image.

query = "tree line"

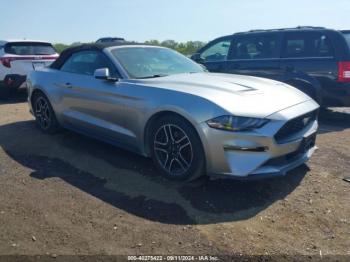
[54,40,206,55]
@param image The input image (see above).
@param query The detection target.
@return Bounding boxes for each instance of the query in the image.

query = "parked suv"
[191,27,350,107]
[0,40,58,98]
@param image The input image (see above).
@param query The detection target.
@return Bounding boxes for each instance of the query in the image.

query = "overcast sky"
[1,0,350,44]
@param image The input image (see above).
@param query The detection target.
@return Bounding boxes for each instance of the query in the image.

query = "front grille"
[275,110,318,143]
[265,133,316,166]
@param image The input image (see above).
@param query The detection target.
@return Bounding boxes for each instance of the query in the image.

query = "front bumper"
[199,100,319,179]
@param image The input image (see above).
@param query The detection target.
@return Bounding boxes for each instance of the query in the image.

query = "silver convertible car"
[27,43,319,181]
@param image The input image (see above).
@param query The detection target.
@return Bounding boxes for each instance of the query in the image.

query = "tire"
[0,84,15,99]
[32,92,60,134]
[286,80,320,104]
[149,115,205,181]
[299,86,318,102]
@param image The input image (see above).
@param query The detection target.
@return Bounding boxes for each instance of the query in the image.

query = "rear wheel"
[286,80,320,104]
[32,92,60,134]
[149,115,205,181]
[0,83,16,99]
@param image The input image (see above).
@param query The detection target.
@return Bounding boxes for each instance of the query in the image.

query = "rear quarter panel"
[27,68,62,116]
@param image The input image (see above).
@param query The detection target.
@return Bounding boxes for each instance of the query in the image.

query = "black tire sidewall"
[149,115,205,181]
[286,80,320,103]
[0,85,15,99]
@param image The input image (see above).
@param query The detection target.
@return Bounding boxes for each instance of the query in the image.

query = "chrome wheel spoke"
[175,155,189,171]
[166,157,175,172]
[163,154,174,171]
[176,136,191,151]
[154,141,168,153]
[164,125,174,142]
[35,101,42,114]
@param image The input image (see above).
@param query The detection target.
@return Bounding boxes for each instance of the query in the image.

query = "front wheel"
[32,92,60,134]
[149,115,205,181]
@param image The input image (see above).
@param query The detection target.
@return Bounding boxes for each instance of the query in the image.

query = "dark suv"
[191,27,350,107]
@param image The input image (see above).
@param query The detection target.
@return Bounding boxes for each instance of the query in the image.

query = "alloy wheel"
[35,97,52,130]
[153,124,193,176]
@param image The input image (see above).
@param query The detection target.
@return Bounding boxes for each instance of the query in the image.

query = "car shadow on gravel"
[0,120,308,225]
[318,108,350,134]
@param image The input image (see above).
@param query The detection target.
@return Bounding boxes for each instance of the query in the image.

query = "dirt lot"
[0,92,349,259]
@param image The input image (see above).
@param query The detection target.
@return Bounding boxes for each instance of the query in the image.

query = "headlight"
[206,115,269,131]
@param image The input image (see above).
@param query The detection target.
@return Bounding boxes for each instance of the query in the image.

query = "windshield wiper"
[137,74,168,79]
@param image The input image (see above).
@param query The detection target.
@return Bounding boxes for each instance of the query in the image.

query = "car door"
[196,37,232,72]
[279,31,338,91]
[55,50,133,145]
[225,33,283,80]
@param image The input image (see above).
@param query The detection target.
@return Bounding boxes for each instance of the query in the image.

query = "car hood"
[132,72,314,118]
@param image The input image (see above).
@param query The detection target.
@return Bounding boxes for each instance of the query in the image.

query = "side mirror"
[94,68,118,82]
[191,53,203,63]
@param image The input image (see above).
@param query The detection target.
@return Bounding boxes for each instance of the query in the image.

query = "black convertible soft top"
[50,42,148,69]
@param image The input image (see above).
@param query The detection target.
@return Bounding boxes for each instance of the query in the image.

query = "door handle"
[55,82,74,89]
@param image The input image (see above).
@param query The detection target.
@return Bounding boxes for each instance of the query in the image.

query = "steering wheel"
[214,52,224,59]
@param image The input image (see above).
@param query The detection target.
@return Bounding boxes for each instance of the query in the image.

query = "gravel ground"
[0,92,349,260]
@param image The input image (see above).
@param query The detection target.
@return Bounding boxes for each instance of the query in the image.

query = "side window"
[60,50,118,76]
[200,40,231,62]
[282,33,334,58]
[230,35,278,60]
[284,38,306,57]
[312,34,333,57]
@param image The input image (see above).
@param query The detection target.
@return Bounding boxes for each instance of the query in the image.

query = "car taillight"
[338,61,350,82]
[0,57,12,68]
[0,56,58,69]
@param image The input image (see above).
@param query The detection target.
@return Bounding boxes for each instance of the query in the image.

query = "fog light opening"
[223,145,268,152]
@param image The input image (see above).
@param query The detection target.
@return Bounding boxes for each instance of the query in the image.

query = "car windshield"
[111,47,204,78]
[4,42,56,55]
